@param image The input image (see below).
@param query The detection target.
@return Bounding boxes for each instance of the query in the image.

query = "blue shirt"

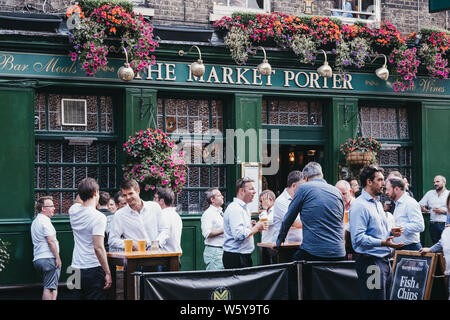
[276,178,345,258]
[349,189,393,258]
[392,192,425,245]
[223,197,254,254]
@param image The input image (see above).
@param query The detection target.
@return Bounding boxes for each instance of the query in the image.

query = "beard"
[435,185,443,192]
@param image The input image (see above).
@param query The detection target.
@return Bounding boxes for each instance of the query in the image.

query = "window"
[330,0,380,23]
[262,99,323,126]
[210,0,270,21]
[157,97,226,214]
[35,92,119,214]
[359,104,413,186]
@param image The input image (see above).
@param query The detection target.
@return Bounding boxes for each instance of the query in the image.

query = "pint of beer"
[259,211,269,231]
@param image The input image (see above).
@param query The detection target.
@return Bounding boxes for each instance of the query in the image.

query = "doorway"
[263,144,324,197]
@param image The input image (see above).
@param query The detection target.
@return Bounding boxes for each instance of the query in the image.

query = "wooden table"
[257,242,301,265]
[107,250,182,300]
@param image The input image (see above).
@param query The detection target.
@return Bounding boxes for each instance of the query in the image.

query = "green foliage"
[78,0,133,16]
[420,27,450,36]
[231,11,257,25]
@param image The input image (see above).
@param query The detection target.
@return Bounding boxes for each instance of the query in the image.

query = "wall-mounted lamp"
[371,54,389,81]
[117,47,135,81]
[289,152,295,163]
[178,45,205,78]
[316,49,332,78]
[250,46,272,76]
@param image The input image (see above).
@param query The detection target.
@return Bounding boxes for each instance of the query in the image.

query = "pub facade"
[0,0,449,290]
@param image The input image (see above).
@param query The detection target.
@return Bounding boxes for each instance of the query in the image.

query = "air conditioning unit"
[61,98,87,126]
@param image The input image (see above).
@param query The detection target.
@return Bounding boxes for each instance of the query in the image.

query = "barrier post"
[297,262,303,300]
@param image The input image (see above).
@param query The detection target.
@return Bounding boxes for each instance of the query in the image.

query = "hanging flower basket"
[345,150,374,166]
[340,137,381,166]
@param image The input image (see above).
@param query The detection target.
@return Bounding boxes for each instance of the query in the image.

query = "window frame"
[209,0,271,21]
[358,102,414,187]
[34,91,120,215]
[330,0,381,24]
[156,95,228,214]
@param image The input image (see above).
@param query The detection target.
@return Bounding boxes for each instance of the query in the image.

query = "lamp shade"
[317,61,332,78]
[118,63,135,81]
[375,65,389,81]
[190,59,205,77]
[257,59,272,76]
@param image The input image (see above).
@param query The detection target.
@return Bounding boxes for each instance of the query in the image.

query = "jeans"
[430,222,445,245]
[293,248,346,262]
[397,242,422,251]
[355,254,392,300]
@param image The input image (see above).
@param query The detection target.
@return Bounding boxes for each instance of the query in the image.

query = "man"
[336,180,355,212]
[259,189,276,243]
[385,177,424,251]
[108,198,117,214]
[31,196,61,300]
[420,194,450,299]
[108,179,169,251]
[68,193,82,215]
[201,188,225,270]
[97,191,114,251]
[336,180,356,256]
[69,178,111,300]
[403,175,414,198]
[222,177,265,269]
[114,191,127,210]
[381,170,403,213]
[276,162,346,261]
[272,171,304,244]
[349,165,404,300]
[348,178,361,198]
[419,175,449,244]
[154,187,182,254]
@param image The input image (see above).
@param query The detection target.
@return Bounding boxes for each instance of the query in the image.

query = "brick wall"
[382,0,449,34]
[146,0,211,27]
[0,0,448,33]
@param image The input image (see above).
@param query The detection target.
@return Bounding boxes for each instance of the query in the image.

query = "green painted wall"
[124,88,158,137]
[0,88,34,219]
[0,88,35,285]
[328,97,358,184]
[420,102,450,194]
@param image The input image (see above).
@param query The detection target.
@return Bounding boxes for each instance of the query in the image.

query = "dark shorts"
[33,258,61,290]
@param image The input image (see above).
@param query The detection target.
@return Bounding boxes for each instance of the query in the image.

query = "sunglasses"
[237,177,253,189]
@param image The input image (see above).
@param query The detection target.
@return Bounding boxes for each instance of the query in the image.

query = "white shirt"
[419,189,449,222]
[161,207,183,253]
[260,207,275,243]
[201,205,224,247]
[393,193,425,245]
[441,227,450,275]
[69,205,107,269]
[31,214,59,261]
[272,189,302,243]
[108,201,169,250]
[223,197,254,254]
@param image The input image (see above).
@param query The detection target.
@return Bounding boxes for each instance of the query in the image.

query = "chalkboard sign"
[390,251,437,300]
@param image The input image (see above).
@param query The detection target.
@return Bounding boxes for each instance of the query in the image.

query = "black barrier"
[137,262,298,300]
[300,260,360,300]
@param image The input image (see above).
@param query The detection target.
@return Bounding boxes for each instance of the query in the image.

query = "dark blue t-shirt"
[276,178,345,258]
